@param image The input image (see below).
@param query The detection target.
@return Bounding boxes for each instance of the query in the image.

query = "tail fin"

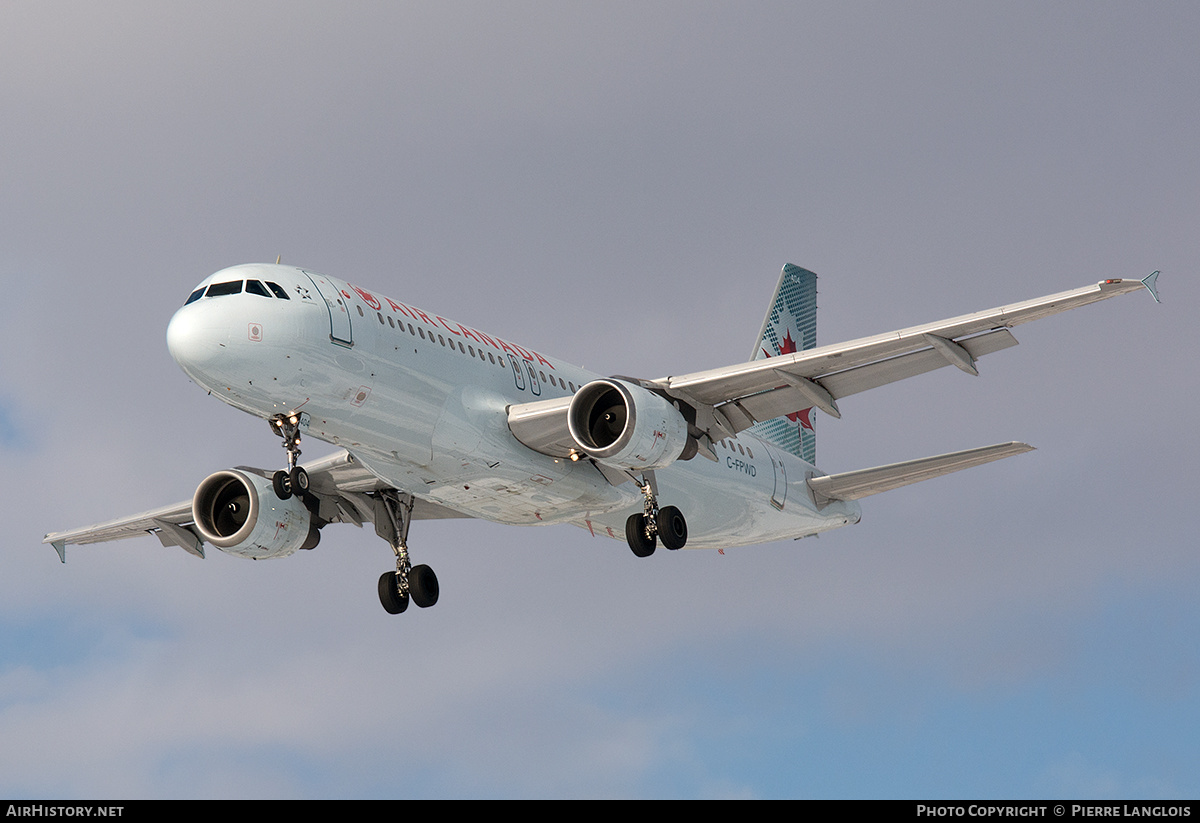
[748,264,818,463]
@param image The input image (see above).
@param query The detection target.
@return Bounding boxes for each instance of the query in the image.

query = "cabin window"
[378,312,385,325]
[266,282,289,299]
[438,335,445,346]
[418,328,426,340]
[245,280,270,298]
[388,316,395,328]
[357,305,364,317]
[205,280,242,297]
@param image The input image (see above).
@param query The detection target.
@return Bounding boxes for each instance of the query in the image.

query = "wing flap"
[728,328,1019,426]
[819,327,1018,398]
[153,518,205,558]
[807,441,1034,504]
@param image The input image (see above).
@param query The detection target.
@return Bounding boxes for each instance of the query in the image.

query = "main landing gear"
[624,474,688,557]
[374,489,439,615]
[268,413,309,500]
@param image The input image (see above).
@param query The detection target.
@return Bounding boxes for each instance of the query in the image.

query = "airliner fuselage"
[166,263,861,548]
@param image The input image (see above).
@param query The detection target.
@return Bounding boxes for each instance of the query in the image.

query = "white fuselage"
[166,264,861,550]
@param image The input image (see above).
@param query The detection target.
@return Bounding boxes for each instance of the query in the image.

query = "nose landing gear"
[266,413,439,615]
[269,414,309,500]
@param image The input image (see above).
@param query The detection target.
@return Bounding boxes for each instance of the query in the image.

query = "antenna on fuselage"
[276,255,282,264]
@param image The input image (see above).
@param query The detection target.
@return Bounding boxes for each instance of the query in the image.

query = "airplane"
[44,263,1161,614]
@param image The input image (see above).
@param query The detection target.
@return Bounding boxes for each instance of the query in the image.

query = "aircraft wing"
[506,274,1159,460]
[43,449,469,562]
[650,274,1160,442]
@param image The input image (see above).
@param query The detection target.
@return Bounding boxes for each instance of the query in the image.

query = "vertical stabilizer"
[748,264,818,462]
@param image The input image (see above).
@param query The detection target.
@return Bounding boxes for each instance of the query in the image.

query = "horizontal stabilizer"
[807,441,1034,505]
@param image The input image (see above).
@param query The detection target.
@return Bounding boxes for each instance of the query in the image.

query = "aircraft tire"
[290,466,309,494]
[378,571,409,614]
[625,513,656,557]
[658,506,688,550]
[272,470,292,500]
[409,564,440,608]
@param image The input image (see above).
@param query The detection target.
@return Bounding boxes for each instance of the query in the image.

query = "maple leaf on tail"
[763,328,814,430]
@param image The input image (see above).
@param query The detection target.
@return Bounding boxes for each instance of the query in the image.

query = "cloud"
[0,399,27,450]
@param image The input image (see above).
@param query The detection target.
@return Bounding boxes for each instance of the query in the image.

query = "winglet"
[1141,271,1161,303]
[49,539,66,564]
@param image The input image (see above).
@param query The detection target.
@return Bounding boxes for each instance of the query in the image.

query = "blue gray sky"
[2,1,1197,798]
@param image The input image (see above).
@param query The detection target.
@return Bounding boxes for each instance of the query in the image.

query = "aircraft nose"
[166,302,229,382]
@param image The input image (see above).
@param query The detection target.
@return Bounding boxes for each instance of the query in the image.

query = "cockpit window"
[205,280,243,297]
[184,287,205,306]
[245,280,271,298]
[266,281,289,299]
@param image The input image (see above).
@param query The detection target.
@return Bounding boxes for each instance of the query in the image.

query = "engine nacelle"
[567,378,692,471]
[192,469,314,559]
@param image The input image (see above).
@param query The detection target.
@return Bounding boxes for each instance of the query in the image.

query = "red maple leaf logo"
[762,328,798,360]
[763,328,813,430]
[350,285,382,311]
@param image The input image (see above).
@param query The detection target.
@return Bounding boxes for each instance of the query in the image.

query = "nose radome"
[166,302,229,384]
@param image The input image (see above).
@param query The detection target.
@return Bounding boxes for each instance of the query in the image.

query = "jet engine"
[567,378,693,471]
[192,469,316,559]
